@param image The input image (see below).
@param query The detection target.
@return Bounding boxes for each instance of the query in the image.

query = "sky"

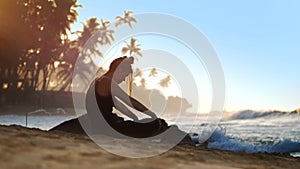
[71,0,300,112]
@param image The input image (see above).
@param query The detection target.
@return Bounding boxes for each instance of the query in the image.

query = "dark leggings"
[110,118,169,138]
[51,116,169,138]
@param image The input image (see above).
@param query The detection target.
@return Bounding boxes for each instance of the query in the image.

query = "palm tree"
[38,0,81,91]
[0,0,81,103]
[133,68,143,77]
[55,18,102,91]
[76,18,103,58]
[122,38,142,58]
[98,19,114,45]
[115,10,137,28]
[55,61,91,91]
[159,75,171,88]
[149,68,158,77]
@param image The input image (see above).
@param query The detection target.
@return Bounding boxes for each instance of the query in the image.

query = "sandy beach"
[0,125,299,169]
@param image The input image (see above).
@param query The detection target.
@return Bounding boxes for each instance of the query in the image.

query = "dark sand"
[0,125,299,169]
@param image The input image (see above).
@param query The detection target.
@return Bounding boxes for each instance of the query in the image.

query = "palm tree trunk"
[59,78,72,92]
[42,67,48,92]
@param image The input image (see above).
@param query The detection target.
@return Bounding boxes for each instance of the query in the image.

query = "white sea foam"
[206,129,300,154]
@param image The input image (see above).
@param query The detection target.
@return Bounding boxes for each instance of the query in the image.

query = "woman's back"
[86,76,124,124]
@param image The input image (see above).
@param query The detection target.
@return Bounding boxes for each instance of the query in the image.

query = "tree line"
[0,0,129,106]
[0,1,175,107]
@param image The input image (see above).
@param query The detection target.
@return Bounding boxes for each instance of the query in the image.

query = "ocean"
[0,109,299,157]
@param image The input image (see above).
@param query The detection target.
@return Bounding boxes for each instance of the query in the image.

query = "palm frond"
[122,47,129,54]
[114,10,137,28]
[135,51,143,57]
[130,38,136,46]
[134,68,143,77]
[149,68,157,77]
[159,75,171,88]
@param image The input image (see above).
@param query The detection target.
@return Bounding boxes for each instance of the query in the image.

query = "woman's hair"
[109,56,134,95]
[109,56,134,74]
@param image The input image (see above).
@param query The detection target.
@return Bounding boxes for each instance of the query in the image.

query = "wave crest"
[226,109,300,120]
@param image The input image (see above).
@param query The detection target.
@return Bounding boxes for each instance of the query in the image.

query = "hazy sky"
[72,0,300,111]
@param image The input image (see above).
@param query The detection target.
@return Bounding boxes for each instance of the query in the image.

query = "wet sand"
[0,125,299,169]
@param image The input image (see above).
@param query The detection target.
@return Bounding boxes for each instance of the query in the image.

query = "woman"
[88,56,169,138]
[52,56,169,138]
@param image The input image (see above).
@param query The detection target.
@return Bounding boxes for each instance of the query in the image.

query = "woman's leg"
[50,117,86,135]
[112,118,168,138]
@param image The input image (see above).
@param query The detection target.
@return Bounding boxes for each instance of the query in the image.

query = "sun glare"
[134,70,181,98]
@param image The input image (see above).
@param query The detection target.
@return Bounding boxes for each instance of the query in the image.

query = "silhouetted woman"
[88,56,169,137]
[52,56,169,138]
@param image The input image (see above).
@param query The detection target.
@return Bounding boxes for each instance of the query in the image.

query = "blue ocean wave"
[207,129,300,154]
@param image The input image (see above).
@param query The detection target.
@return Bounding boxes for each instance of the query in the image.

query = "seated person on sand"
[52,56,191,141]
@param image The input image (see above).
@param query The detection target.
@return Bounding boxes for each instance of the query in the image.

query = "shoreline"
[0,105,77,116]
[0,125,299,169]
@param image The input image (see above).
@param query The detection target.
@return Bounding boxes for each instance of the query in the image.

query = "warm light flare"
[2,83,8,89]
[17,82,23,89]
[54,61,60,68]
[49,81,57,87]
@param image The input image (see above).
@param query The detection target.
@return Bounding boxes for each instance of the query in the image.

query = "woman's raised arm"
[113,98,139,121]
[111,80,157,118]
